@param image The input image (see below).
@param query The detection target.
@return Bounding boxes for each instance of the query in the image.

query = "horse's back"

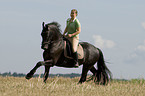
[79,42,99,52]
[79,42,100,63]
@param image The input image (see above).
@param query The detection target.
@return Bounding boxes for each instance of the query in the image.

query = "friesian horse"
[26,22,112,85]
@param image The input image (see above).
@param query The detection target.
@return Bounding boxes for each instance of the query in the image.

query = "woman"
[63,9,81,67]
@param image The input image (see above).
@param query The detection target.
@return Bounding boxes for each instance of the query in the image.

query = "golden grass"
[0,76,145,96]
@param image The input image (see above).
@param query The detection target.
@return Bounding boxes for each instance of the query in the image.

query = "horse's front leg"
[25,61,45,80]
[25,60,53,80]
[43,66,50,83]
[44,59,54,66]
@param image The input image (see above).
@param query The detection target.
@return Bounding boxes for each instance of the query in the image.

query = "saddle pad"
[64,41,84,59]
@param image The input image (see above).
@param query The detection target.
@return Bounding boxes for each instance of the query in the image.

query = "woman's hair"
[71,9,78,16]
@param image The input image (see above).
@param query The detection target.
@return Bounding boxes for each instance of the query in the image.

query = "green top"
[66,18,81,37]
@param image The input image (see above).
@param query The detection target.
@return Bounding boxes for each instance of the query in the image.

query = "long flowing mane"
[46,22,62,34]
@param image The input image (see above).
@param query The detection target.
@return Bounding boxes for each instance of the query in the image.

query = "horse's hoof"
[25,73,33,80]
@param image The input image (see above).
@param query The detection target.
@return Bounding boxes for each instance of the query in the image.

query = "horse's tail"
[96,48,112,85]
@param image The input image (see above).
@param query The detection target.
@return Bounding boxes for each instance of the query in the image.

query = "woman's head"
[70,9,78,19]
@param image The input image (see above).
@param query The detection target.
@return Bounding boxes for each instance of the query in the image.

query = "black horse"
[26,22,112,85]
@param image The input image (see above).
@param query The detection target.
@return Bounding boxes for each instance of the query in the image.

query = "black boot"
[73,52,79,67]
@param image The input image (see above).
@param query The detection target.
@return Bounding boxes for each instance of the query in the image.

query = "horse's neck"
[54,30,61,39]
[52,33,64,48]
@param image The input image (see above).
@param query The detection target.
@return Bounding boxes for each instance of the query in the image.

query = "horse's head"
[41,22,52,50]
[41,22,61,50]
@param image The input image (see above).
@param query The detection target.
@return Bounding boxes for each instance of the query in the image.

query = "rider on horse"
[63,9,81,67]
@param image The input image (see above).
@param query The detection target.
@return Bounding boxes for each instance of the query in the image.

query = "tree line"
[0,72,130,81]
[0,72,81,78]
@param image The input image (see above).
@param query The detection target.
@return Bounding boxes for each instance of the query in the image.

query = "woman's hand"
[68,34,73,37]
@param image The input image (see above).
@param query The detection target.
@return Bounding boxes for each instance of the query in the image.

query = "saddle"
[63,37,84,60]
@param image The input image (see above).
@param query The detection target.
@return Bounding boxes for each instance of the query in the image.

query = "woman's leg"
[65,35,79,67]
[72,36,79,67]
[72,36,79,52]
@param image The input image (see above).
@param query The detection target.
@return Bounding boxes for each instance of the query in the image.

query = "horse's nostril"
[41,45,48,50]
[42,48,46,50]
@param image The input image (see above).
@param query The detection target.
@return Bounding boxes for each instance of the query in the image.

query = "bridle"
[41,22,64,49]
[41,29,53,46]
[42,41,52,45]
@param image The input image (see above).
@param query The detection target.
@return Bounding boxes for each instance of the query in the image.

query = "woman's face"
[70,11,77,19]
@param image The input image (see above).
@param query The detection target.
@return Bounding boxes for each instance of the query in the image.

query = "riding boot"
[73,52,79,67]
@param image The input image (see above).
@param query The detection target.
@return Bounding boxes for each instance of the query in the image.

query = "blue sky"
[0,0,145,79]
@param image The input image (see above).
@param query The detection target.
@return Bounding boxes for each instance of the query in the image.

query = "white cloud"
[136,40,145,51]
[142,22,145,30]
[93,35,115,49]
[125,40,145,64]
[124,23,145,64]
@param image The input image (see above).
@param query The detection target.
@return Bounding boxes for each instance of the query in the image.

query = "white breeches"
[65,36,79,53]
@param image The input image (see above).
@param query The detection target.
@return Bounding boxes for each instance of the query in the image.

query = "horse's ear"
[42,22,45,29]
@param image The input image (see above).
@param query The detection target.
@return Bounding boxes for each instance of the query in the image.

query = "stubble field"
[0,76,145,96]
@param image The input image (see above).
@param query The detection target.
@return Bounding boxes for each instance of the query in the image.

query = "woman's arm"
[63,26,68,36]
[68,27,81,37]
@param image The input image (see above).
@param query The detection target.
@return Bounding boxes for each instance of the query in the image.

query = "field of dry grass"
[0,76,145,96]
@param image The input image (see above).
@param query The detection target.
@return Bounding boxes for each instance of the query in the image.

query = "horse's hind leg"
[43,66,50,83]
[90,66,109,85]
[90,66,98,76]
[89,66,98,82]
[25,61,44,80]
[79,65,91,84]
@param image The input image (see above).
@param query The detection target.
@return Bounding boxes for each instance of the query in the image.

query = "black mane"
[46,22,62,33]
